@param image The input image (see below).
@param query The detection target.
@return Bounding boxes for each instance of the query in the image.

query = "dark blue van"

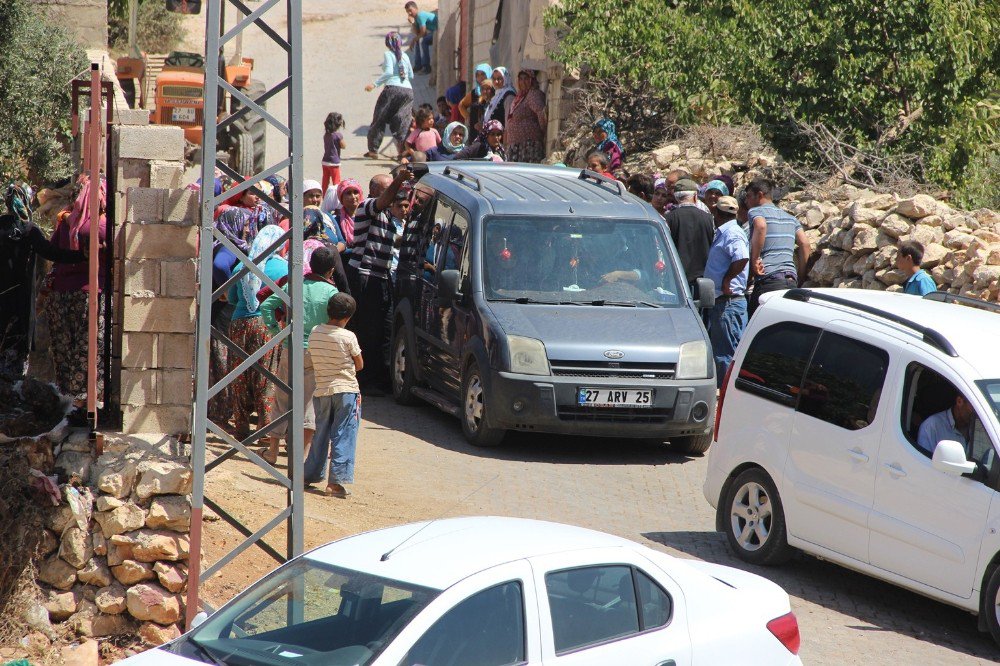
[391,163,717,452]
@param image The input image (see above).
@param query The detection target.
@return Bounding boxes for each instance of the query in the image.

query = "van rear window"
[735,323,821,407]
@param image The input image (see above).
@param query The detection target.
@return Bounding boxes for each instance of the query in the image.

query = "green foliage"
[0,0,88,185]
[109,0,184,54]
[545,0,1000,197]
[953,150,1000,212]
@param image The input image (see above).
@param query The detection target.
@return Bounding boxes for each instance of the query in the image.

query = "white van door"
[869,357,997,598]
[783,324,892,564]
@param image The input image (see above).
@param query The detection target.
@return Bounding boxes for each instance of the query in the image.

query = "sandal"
[324,483,351,498]
[363,151,379,160]
[260,449,278,466]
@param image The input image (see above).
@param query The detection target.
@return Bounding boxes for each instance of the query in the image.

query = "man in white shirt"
[917,393,975,456]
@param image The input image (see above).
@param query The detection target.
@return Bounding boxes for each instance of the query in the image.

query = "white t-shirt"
[308,324,361,396]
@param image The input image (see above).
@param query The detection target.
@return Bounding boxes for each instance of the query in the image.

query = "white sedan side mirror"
[191,611,209,629]
[932,439,977,476]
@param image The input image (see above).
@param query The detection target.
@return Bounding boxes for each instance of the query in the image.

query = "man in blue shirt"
[917,393,975,457]
[405,2,437,74]
[745,178,812,317]
[704,196,749,386]
[896,240,938,296]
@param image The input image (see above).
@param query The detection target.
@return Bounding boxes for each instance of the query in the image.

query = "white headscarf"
[484,67,514,122]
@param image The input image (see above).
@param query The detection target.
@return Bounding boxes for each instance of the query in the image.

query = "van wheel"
[671,433,712,455]
[722,468,792,565]
[391,329,416,406]
[983,563,1000,647]
[461,361,505,447]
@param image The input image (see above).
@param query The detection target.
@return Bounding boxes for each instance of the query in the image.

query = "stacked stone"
[642,141,1000,301]
[36,439,193,648]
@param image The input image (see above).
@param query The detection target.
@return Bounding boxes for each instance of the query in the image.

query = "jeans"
[304,392,361,485]
[708,296,748,387]
[412,33,433,71]
[747,273,797,317]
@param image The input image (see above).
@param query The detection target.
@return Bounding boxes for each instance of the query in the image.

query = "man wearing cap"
[664,178,715,288]
[704,195,749,386]
[745,177,812,316]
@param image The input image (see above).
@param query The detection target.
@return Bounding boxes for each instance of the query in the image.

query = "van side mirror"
[932,439,977,476]
[439,269,462,302]
[695,278,715,310]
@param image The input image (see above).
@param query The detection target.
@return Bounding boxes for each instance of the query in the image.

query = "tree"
[0,1,88,186]
[545,0,1000,193]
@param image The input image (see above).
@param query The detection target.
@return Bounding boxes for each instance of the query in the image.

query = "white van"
[703,288,1000,646]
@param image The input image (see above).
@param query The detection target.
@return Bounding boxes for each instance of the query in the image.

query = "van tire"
[721,468,793,566]
[391,329,417,406]
[671,433,712,455]
[461,361,505,447]
[982,563,1000,647]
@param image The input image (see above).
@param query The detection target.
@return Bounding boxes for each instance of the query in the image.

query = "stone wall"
[38,0,108,49]
[647,142,1000,302]
[34,432,193,652]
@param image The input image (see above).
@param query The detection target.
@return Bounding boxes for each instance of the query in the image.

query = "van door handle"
[884,462,907,478]
[848,447,869,463]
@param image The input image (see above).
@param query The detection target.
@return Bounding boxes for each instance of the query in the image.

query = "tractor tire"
[232,80,267,174]
[230,129,255,179]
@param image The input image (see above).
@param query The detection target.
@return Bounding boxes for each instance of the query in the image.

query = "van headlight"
[675,340,710,380]
[508,336,550,376]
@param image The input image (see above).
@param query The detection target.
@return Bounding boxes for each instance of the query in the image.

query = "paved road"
[203,394,999,665]
[195,2,1000,664]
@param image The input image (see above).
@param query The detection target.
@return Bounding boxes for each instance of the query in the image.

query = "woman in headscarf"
[459,62,493,126]
[425,122,467,161]
[504,69,547,163]
[213,183,276,287]
[333,179,364,248]
[44,175,107,419]
[484,67,516,129]
[226,224,288,441]
[592,118,624,175]
[444,82,466,124]
[454,119,507,161]
[364,32,415,161]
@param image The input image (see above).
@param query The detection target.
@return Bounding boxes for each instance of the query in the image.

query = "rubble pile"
[645,141,1000,301]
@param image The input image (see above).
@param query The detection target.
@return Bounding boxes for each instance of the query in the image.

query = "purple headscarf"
[385,32,406,80]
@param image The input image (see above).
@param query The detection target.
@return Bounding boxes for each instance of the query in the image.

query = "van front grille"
[550,360,675,380]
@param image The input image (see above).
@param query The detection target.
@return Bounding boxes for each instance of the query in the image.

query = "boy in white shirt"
[303,293,363,497]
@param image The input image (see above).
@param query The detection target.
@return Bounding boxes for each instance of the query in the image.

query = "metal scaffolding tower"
[188,0,304,627]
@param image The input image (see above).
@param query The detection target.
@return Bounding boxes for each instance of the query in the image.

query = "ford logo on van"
[603,350,625,360]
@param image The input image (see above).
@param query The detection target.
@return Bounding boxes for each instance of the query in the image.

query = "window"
[735,323,821,407]
[399,581,525,666]
[797,333,889,430]
[545,565,672,654]
[635,570,672,630]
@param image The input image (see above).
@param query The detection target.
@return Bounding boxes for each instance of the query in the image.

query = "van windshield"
[483,217,682,306]
[979,380,1000,419]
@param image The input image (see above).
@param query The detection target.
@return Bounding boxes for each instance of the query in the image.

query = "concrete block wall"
[119,184,198,435]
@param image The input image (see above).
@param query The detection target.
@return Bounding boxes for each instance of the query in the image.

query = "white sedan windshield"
[177,560,438,666]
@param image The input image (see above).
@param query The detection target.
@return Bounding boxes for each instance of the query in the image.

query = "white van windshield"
[979,380,1000,419]
[483,217,682,307]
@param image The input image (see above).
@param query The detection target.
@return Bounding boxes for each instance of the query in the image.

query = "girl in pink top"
[403,108,442,156]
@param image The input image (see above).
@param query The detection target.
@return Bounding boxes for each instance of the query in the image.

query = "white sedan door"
[531,548,692,666]
[869,358,997,598]
[377,559,542,665]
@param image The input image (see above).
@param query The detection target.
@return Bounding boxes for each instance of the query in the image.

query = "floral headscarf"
[483,119,504,134]
[240,224,286,314]
[484,67,514,122]
[594,118,622,155]
[385,32,406,80]
[442,121,467,153]
[65,174,107,251]
[302,238,325,276]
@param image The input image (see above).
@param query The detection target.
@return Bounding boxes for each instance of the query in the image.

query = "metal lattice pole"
[187,0,304,627]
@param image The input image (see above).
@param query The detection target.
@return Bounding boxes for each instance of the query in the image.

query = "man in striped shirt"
[745,178,812,317]
[347,167,413,393]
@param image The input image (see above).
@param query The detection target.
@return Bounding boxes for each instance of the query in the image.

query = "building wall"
[37,0,108,49]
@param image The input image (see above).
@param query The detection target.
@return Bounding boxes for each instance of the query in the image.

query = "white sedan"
[116,517,802,665]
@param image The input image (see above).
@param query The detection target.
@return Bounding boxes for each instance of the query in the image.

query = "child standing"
[400,107,441,162]
[304,293,363,497]
[322,112,346,194]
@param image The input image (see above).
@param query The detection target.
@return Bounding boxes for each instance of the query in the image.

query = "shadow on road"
[362,395,700,467]
[643,529,999,661]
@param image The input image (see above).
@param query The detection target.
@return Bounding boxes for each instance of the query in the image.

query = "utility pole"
[187,0,305,627]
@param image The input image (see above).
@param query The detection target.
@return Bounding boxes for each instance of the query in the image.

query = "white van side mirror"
[191,611,209,629]
[932,440,977,476]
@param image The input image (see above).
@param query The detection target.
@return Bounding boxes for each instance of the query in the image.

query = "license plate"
[171,107,196,123]
[578,388,653,408]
